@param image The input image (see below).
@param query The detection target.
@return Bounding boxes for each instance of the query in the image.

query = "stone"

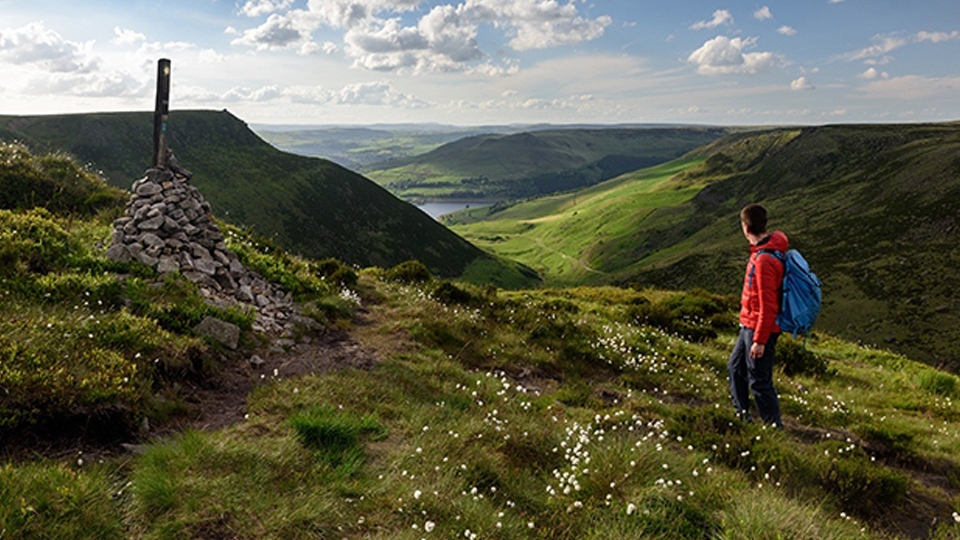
[229,259,246,278]
[162,216,182,233]
[157,256,180,274]
[137,251,159,267]
[249,355,266,368]
[135,182,162,197]
[138,215,164,231]
[194,258,218,276]
[237,285,255,303]
[195,316,240,350]
[141,232,164,248]
[214,250,231,266]
[105,244,132,262]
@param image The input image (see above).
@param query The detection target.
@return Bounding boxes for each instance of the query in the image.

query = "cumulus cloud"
[334,80,428,107]
[790,76,813,90]
[0,22,100,73]
[858,67,889,80]
[233,0,611,73]
[112,27,146,45]
[754,6,773,20]
[239,0,296,17]
[690,9,733,30]
[778,26,797,36]
[232,13,310,50]
[687,35,776,75]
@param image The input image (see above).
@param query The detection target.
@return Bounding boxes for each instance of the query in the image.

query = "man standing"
[728,204,787,428]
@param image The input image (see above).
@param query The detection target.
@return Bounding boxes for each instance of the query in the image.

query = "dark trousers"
[728,327,782,427]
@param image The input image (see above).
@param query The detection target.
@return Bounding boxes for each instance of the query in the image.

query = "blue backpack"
[760,249,822,338]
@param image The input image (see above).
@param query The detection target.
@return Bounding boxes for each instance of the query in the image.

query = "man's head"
[740,204,768,235]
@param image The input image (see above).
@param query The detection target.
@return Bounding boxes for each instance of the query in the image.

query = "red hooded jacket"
[740,230,788,345]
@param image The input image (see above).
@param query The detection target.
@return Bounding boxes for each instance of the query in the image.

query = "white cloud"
[112,27,146,45]
[0,22,100,73]
[790,76,813,90]
[687,35,777,75]
[778,26,797,36]
[690,9,733,30]
[829,0,844,3]
[240,0,296,17]
[198,49,226,63]
[462,0,611,51]
[231,0,610,73]
[858,67,889,80]
[859,75,960,100]
[335,80,428,107]
[231,13,310,50]
[22,71,145,98]
[754,7,773,21]
[846,34,908,62]
[916,30,960,43]
[223,85,283,102]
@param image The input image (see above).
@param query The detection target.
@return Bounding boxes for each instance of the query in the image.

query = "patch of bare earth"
[175,307,382,433]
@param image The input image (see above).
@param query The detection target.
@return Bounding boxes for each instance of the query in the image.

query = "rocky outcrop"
[106,168,310,336]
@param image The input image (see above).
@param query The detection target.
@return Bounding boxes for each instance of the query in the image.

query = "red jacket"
[740,230,788,345]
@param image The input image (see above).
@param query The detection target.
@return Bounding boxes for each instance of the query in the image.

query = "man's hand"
[750,342,766,359]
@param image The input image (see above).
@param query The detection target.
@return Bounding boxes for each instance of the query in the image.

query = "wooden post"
[152,58,171,169]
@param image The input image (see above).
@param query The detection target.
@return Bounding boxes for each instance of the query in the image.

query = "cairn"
[105,167,301,336]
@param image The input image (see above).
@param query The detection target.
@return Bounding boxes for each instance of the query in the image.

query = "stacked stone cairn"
[106,167,305,339]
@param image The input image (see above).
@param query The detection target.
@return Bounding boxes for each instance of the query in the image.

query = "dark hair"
[740,204,767,235]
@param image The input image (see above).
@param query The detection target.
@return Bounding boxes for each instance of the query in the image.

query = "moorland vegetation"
[2,141,960,539]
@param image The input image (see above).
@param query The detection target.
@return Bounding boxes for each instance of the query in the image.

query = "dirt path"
[175,310,381,432]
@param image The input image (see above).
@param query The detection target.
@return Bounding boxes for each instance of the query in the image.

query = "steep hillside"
[450,123,960,368]
[366,127,729,200]
[6,145,960,540]
[0,111,537,286]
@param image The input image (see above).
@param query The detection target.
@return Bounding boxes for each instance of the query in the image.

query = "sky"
[1,0,959,126]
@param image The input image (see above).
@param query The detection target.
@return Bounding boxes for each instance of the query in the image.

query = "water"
[415,201,493,220]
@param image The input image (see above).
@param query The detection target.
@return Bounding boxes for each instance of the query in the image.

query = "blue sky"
[1,0,959,126]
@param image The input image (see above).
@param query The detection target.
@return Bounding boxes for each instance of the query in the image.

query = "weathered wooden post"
[152,58,171,169]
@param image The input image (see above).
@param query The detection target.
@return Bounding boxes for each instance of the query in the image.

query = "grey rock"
[141,232,164,247]
[138,215,164,231]
[157,256,180,274]
[136,182,162,197]
[249,355,266,368]
[137,251,159,267]
[195,316,240,350]
[194,258,218,276]
[105,244,132,262]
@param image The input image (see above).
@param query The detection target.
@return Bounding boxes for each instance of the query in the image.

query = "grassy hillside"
[0,111,536,287]
[5,145,960,539]
[365,127,729,200]
[449,123,960,369]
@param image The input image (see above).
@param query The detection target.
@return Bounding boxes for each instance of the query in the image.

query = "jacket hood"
[751,230,789,254]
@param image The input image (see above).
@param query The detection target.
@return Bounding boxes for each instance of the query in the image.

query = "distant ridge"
[451,122,960,367]
[0,110,536,285]
[365,126,729,200]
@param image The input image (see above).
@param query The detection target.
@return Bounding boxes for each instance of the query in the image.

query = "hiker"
[728,203,786,429]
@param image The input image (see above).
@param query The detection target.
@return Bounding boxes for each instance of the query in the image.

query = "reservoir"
[415,201,493,220]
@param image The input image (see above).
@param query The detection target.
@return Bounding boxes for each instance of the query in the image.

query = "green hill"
[449,123,960,368]
[365,127,729,200]
[5,144,960,539]
[0,111,536,287]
